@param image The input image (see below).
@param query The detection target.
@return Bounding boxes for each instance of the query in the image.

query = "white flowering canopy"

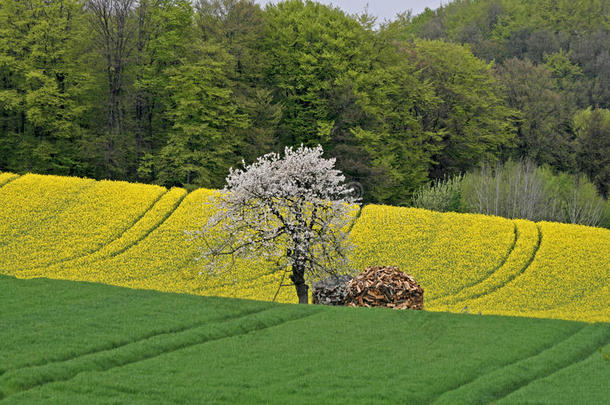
[190,144,361,287]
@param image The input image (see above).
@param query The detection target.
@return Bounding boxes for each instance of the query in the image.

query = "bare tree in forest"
[189,145,361,304]
[86,0,137,173]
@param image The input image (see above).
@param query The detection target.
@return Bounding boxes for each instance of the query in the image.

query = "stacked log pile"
[344,266,424,310]
[312,275,353,305]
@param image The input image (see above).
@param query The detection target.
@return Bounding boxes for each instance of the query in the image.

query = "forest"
[0,0,608,207]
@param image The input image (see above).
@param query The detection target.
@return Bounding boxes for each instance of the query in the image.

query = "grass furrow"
[0,305,270,377]
[432,322,610,404]
[1,274,596,403]
[0,307,320,400]
[497,340,610,404]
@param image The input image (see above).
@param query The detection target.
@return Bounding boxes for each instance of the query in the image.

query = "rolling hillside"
[0,172,608,322]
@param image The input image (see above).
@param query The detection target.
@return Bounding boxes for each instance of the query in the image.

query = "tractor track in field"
[0,308,320,401]
[430,221,543,308]
[16,189,188,279]
[428,222,519,304]
[0,174,20,189]
[1,306,271,377]
[15,189,170,272]
[494,335,610,403]
[460,223,542,304]
[430,322,608,404]
[108,190,187,258]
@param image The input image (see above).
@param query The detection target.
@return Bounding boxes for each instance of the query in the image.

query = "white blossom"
[188,145,361,291]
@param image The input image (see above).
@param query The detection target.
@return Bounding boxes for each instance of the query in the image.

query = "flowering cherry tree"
[190,145,361,304]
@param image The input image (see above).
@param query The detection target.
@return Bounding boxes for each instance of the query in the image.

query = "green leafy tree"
[132,0,199,182]
[194,0,282,162]
[157,50,248,187]
[408,39,516,179]
[0,0,85,174]
[260,0,372,146]
[496,57,574,171]
[85,0,140,178]
[350,50,440,204]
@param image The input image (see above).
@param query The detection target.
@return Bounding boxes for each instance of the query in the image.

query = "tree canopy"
[190,144,360,304]
[0,0,607,203]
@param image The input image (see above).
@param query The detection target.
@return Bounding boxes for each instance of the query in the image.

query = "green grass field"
[1,274,608,404]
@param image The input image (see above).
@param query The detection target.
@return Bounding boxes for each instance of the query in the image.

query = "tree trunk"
[289,264,309,304]
[295,282,309,304]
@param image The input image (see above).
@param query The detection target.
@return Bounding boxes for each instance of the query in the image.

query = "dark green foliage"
[573,107,610,198]
[0,0,85,175]
[389,0,609,185]
[407,39,516,179]
[495,58,574,171]
[2,274,609,404]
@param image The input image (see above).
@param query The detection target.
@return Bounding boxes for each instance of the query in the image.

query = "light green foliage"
[412,175,464,212]
[134,0,198,159]
[260,0,373,146]
[194,0,281,163]
[0,0,84,174]
[157,48,248,187]
[350,49,440,203]
[543,49,584,93]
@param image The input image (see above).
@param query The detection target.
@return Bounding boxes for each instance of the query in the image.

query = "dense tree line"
[391,0,609,196]
[0,0,607,204]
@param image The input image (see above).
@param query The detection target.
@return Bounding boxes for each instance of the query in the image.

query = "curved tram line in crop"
[429,220,541,309]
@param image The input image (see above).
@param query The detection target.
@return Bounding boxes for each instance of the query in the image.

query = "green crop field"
[1,274,609,404]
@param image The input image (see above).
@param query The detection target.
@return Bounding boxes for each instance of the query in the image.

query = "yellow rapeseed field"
[0,172,18,187]
[448,221,610,323]
[1,175,166,271]
[14,187,296,304]
[1,172,608,322]
[430,219,540,307]
[0,174,95,269]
